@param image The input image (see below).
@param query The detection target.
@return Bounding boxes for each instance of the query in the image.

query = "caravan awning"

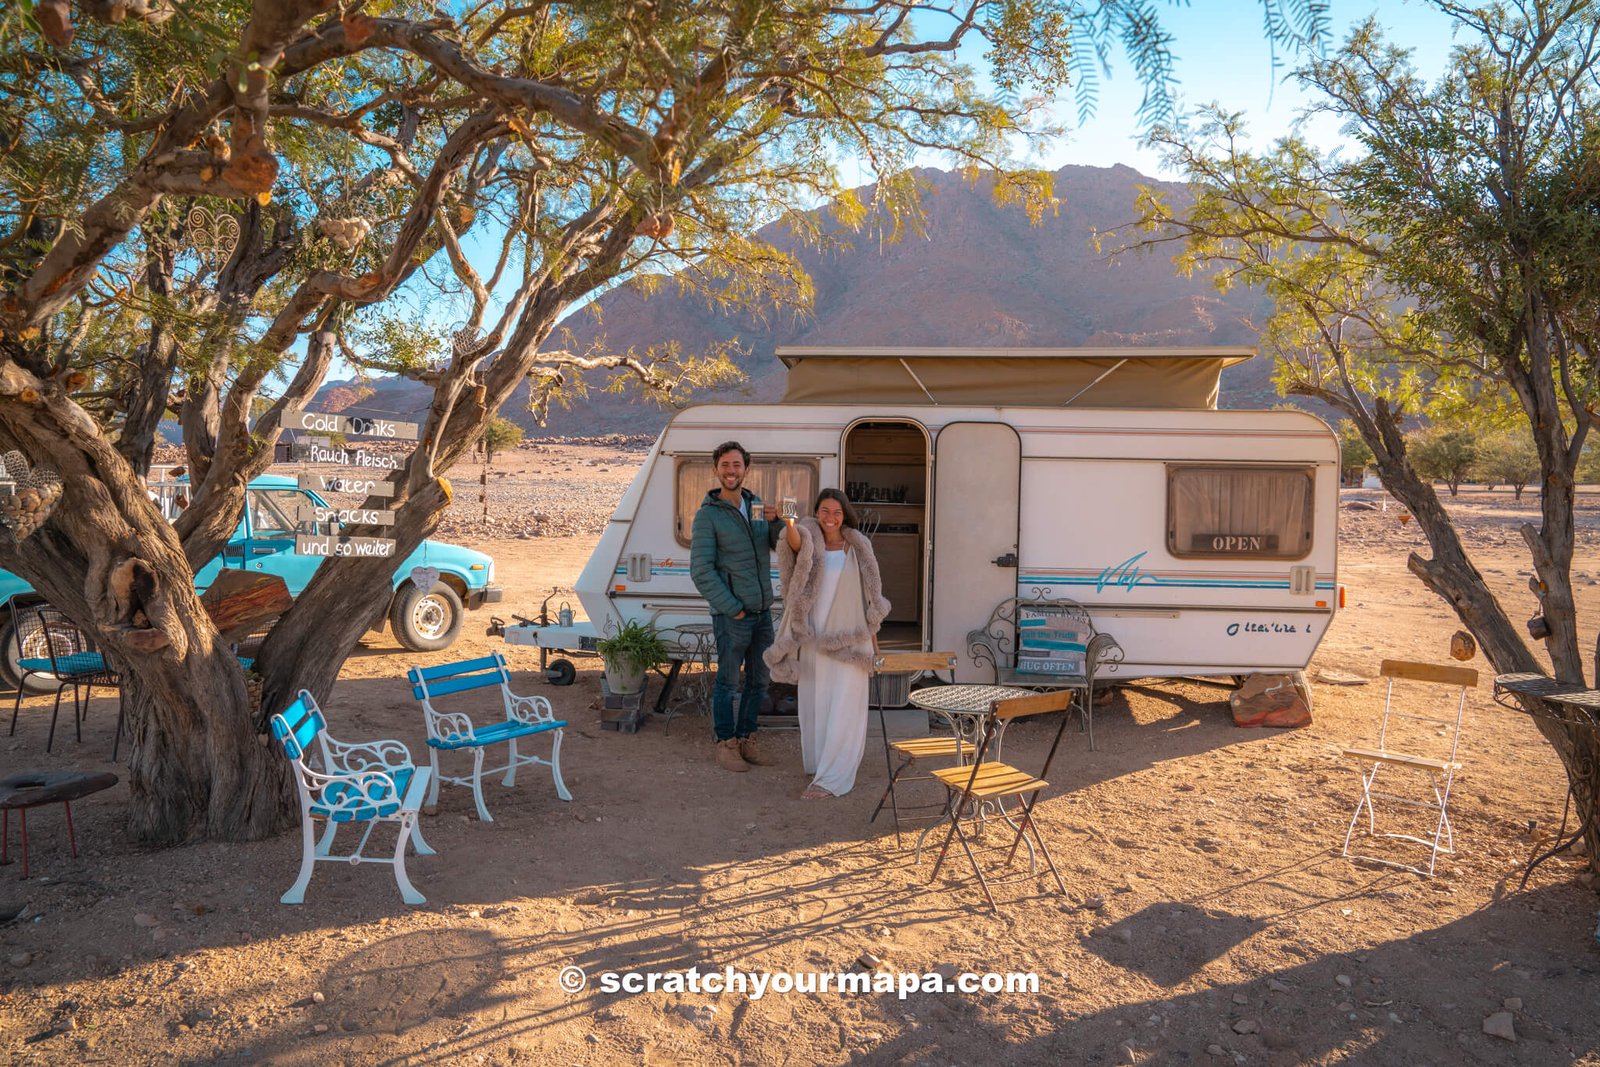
[775,346,1255,410]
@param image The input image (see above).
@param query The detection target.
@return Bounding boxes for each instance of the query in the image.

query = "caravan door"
[930,422,1021,682]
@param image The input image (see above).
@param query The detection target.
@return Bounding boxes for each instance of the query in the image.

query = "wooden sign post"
[285,409,418,557]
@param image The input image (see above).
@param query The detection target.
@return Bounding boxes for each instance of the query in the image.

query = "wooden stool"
[0,771,119,879]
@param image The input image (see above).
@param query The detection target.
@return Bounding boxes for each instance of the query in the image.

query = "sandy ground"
[2,455,1600,1067]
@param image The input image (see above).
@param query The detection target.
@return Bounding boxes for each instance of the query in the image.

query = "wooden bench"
[407,652,572,822]
[966,596,1123,750]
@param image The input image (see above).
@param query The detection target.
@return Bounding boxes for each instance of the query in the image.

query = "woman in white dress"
[764,489,890,799]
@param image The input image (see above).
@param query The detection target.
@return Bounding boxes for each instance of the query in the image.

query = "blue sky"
[1022,0,1460,178]
[335,2,1466,388]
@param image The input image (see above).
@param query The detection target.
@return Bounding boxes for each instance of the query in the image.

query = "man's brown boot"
[739,736,776,767]
[716,738,750,772]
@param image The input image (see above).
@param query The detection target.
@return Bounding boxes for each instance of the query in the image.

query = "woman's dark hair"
[812,487,858,529]
[712,440,750,466]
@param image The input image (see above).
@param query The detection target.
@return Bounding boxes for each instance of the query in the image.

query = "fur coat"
[763,517,890,685]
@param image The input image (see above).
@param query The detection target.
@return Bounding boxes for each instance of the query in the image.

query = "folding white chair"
[1340,659,1477,876]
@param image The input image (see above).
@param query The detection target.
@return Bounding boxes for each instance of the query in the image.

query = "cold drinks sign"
[284,409,415,558]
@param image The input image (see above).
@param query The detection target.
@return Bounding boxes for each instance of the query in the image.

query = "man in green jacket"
[690,441,781,773]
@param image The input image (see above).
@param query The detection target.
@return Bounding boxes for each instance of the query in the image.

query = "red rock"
[1229,672,1313,728]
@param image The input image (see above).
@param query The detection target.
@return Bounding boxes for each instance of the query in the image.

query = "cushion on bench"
[1017,605,1086,676]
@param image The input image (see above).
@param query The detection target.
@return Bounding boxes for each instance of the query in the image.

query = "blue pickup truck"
[0,474,501,688]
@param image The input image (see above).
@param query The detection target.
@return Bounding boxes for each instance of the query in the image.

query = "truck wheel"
[390,582,464,652]
[0,612,62,693]
[545,658,577,686]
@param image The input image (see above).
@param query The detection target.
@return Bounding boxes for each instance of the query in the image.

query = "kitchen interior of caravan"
[842,421,927,650]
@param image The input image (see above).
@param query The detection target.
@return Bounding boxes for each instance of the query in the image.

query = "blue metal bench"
[270,690,436,905]
[407,652,572,822]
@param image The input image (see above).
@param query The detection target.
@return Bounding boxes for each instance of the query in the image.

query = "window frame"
[1165,463,1316,561]
[672,455,820,548]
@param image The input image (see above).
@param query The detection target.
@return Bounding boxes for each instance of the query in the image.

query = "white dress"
[799,549,871,795]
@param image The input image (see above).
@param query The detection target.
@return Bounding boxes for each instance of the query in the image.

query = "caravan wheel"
[545,658,577,686]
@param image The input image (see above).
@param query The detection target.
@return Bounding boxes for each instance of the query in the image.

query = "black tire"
[0,609,63,694]
[545,658,577,686]
[389,582,465,652]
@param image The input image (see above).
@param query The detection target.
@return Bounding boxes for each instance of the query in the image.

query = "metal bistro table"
[1492,672,1600,888]
[906,684,1037,861]
[909,684,1037,756]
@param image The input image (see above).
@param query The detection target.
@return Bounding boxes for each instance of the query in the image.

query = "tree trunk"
[0,364,292,844]
[122,625,292,843]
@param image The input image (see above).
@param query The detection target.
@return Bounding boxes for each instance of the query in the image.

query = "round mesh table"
[909,684,1036,754]
[658,623,716,730]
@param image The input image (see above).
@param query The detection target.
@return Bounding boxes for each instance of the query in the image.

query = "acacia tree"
[1475,429,1541,500]
[1408,426,1480,497]
[1116,0,1600,865]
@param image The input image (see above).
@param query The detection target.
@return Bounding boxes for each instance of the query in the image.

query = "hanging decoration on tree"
[449,319,493,359]
[186,206,242,268]
[316,216,372,251]
[0,451,63,539]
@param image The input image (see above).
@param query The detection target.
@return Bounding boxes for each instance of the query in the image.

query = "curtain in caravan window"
[1167,466,1314,560]
[674,459,817,546]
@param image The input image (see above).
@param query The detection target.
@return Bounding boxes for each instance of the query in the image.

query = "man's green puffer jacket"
[689,487,780,617]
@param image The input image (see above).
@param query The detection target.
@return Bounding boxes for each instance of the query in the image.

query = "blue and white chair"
[408,652,571,822]
[270,690,436,905]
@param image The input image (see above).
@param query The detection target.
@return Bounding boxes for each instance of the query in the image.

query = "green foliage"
[595,618,669,675]
[1407,426,1479,497]
[1337,419,1372,481]
[1578,440,1600,486]
[1473,430,1541,499]
[480,417,523,460]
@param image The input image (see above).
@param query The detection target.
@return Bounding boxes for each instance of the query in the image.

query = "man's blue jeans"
[711,610,774,741]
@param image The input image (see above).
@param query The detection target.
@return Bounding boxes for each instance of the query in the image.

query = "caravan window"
[674,457,818,546]
[1167,465,1314,560]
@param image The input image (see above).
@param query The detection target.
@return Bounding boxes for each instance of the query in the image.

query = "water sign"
[296,474,396,497]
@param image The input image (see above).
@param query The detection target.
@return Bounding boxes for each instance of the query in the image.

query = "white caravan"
[515,347,1341,683]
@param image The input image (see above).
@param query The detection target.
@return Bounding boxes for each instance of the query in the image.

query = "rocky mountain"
[319,164,1284,436]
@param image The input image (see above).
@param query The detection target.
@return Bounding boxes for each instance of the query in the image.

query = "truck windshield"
[250,490,305,537]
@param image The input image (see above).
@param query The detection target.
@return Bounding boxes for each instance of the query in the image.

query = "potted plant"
[596,619,669,696]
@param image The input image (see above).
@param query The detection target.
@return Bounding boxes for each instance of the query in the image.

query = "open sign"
[1193,533,1279,553]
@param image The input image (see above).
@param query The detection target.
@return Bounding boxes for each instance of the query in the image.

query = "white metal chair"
[270,690,436,905]
[1340,659,1477,877]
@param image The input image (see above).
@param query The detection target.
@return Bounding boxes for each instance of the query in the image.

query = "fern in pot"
[596,619,669,696]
